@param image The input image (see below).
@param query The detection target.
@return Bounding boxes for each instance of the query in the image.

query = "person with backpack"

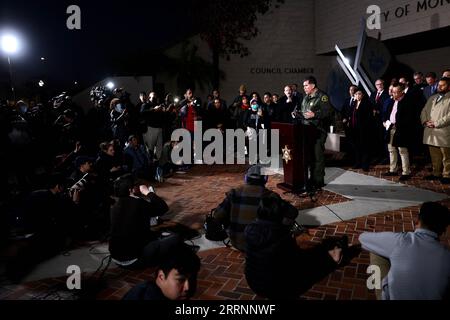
[245,193,349,299]
[210,165,298,252]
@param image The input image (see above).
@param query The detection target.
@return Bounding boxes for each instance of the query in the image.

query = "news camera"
[89,86,113,104]
[50,92,72,109]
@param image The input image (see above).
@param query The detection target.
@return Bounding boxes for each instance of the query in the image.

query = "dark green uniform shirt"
[300,89,333,132]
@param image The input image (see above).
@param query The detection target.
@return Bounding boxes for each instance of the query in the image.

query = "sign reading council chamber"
[250,67,314,74]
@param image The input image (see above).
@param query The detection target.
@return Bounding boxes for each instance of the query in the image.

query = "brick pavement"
[0,163,448,300]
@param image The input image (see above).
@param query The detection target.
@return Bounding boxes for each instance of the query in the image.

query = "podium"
[271,122,314,192]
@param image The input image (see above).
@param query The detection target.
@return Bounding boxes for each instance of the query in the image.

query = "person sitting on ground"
[359,202,450,300]
[123,135,152,179]
[109,174,182,269]
[70,155,95,183]
[96,141,127,182]
[212,165,298,252]
[245,193,349,299]
[159,140,178,176]
[123,244,201,300]
[6,173,76,281]
[68,155,110,240]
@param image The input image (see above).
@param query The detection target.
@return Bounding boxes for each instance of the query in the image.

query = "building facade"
[157,0,450,105]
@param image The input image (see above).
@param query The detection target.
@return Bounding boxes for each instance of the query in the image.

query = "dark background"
[0,0,193,97]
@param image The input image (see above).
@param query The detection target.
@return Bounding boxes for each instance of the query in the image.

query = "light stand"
[1,34,20,101]
[7,55,15,101]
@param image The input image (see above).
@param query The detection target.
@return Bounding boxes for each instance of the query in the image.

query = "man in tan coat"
[421,77,450,184]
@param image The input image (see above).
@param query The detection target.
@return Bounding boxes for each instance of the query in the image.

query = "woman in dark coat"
[346,89,373,171]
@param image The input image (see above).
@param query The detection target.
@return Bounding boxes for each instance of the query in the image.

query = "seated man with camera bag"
[210,165,298,252]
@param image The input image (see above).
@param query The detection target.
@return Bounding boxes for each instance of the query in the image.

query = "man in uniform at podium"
[294,76,333,191]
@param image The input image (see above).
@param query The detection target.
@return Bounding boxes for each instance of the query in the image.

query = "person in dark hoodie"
[245,193,349,299]
[109,174,182,268]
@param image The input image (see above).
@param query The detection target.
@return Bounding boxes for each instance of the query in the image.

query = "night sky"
[0,0,192,95]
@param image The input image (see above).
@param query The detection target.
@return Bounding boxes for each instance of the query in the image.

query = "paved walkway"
[0,163,448,300]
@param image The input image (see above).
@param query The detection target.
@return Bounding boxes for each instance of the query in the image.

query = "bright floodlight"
[1,35,19,54]
[174,97,180,103]
[40,57,45,61]
[38,80,44,87]
[106,82,114,89]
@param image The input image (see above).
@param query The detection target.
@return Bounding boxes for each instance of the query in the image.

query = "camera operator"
[6,173,76,281]
[69,155,95,185]
[69,155,111,240]
[136,92,149,135]
[116,88,140,136]
[179,89,202,134]
[86,89,114,152]
[109,174,183,269]
[50,93,84,125]
[162,93,178,139]
[7,105,33,192]
[110,98,130,146]
[141,92,165,164]
[52,108,82,155]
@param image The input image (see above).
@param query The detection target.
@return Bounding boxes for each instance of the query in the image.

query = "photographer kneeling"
[245,193,349,300]
[109,174,182,269]
[6,173,75,281]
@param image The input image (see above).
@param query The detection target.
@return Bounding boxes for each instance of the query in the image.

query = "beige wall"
[217,0,332,103]
[315,0,450,54]
[396,46,450,76]
[161,0,332,103]
[159,0,449,103]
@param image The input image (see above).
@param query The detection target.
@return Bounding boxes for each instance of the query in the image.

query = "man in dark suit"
[342,85,358,118]
[399,77,427,159]
[370,79,390,113]
[413,72,427,92]
[423,72,438,101]
[342,85,358,149]
[291,83,304,101]
[370,79,390,163]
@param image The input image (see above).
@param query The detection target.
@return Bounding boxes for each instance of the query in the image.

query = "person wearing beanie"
[211,165,298,252]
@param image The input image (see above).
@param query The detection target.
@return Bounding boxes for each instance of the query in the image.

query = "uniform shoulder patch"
[321,95,329,103]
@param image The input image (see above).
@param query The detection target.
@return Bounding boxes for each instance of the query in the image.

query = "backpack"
[204,210,229,242]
